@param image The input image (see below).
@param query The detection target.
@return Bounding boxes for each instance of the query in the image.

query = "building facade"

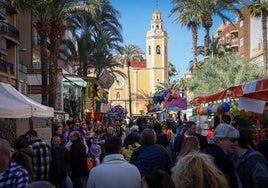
[214,6,268,65]
[108,10,169,116]
[0,1,26,91]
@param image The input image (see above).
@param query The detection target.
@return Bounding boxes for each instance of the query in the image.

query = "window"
[240,20,243,29]
[156,78,160,82]
[149,46,151,55]
[156,45,161,54]
[226,34,230,43]
[240,37,244,47]
[116,92,121,100]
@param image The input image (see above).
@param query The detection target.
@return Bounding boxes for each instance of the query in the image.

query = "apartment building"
[214,6,251,61]
[215,5,268,68]
[0,2,21,89]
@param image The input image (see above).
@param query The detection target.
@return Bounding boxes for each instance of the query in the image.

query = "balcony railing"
[0,3,7,20]
[0,21,19,42]
[0,59,14,75]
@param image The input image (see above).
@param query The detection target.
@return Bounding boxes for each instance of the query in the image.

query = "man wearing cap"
[201,123,240,188]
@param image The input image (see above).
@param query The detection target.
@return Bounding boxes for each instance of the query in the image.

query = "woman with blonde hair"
[177,137,200,162]
[172,152,228,188]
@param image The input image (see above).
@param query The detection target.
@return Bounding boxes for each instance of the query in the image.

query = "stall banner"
[98,69,115,89]
[238,97,265,114]
[243,80,257,94]
[164,97,187,110]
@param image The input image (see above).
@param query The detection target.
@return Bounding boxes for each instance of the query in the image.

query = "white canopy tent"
[0,82,54,118]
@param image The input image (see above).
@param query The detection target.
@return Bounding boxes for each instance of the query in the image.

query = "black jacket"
[201,144,239,188]
[49,146,69,182]
[69,139,87,178]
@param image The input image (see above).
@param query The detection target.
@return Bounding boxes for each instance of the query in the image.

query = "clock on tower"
[155,28,161,34]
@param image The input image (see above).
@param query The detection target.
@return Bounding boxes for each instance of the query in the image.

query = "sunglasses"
[228,137,238,143]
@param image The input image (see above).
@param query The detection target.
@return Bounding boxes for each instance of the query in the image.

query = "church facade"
[108,10,169,116]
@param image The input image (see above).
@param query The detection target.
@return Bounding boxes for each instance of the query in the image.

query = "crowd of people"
[1,112,268,188]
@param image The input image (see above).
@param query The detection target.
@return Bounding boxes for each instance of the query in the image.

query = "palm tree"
[48,0,114,108]
[11,0,53,105]
[69,0,123,77]
[168,62,178,80]
[170,0,201,68]
[189,53,263,97]
[13,0,123,108]
[48,0,71,108]
[118,44,143,117]
[155,80,181,92]
[248,0,268,76]
[197,0,243,57]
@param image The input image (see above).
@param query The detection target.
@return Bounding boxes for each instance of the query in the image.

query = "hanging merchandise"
[152,88,187,112]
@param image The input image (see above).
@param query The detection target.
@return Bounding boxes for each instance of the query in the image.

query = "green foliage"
[187,53,264,97]
[168,62,178,79]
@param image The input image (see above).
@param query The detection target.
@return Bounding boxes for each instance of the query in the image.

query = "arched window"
[156,45,161,54]
[116,92,121,99]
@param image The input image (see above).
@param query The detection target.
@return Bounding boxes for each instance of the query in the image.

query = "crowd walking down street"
[1,114,268,188]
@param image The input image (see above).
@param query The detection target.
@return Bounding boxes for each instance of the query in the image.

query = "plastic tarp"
[0,82,54,118]
[236,77,268,114]
[240,77,268,101]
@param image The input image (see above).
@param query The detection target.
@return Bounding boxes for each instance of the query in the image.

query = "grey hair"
[209,123,239,144]
[140,128,156,145]
[0,139,10,155]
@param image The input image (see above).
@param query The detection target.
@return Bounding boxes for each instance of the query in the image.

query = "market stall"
[193,77,268,144]
[0,82,54,118]
[0,82,54,145]
[151,88,187,120]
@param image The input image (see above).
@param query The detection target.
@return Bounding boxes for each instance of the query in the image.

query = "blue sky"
[109,0,235,78]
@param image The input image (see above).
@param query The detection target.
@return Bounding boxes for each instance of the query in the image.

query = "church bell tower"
[146,10,169,94]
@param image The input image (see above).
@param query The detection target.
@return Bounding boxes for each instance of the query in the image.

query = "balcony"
[0,37,7,55]
[230,38,239,47]
[0,21,19,44]
[0,2,7,20]
[0,59,14,75]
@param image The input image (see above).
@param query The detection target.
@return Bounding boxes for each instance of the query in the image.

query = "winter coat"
[49,146,69,182]
[130,144,173,178]
[201,144,239,188]
[69,138,88,178]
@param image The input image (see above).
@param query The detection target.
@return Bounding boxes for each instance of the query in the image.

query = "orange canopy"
[194,77,268,106]
[194,85,243,106]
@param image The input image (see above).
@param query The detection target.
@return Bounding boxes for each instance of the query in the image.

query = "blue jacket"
[130,144,172,178]
[171,134,184,164]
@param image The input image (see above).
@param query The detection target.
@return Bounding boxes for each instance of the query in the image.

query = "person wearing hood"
[12,135,34,183]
